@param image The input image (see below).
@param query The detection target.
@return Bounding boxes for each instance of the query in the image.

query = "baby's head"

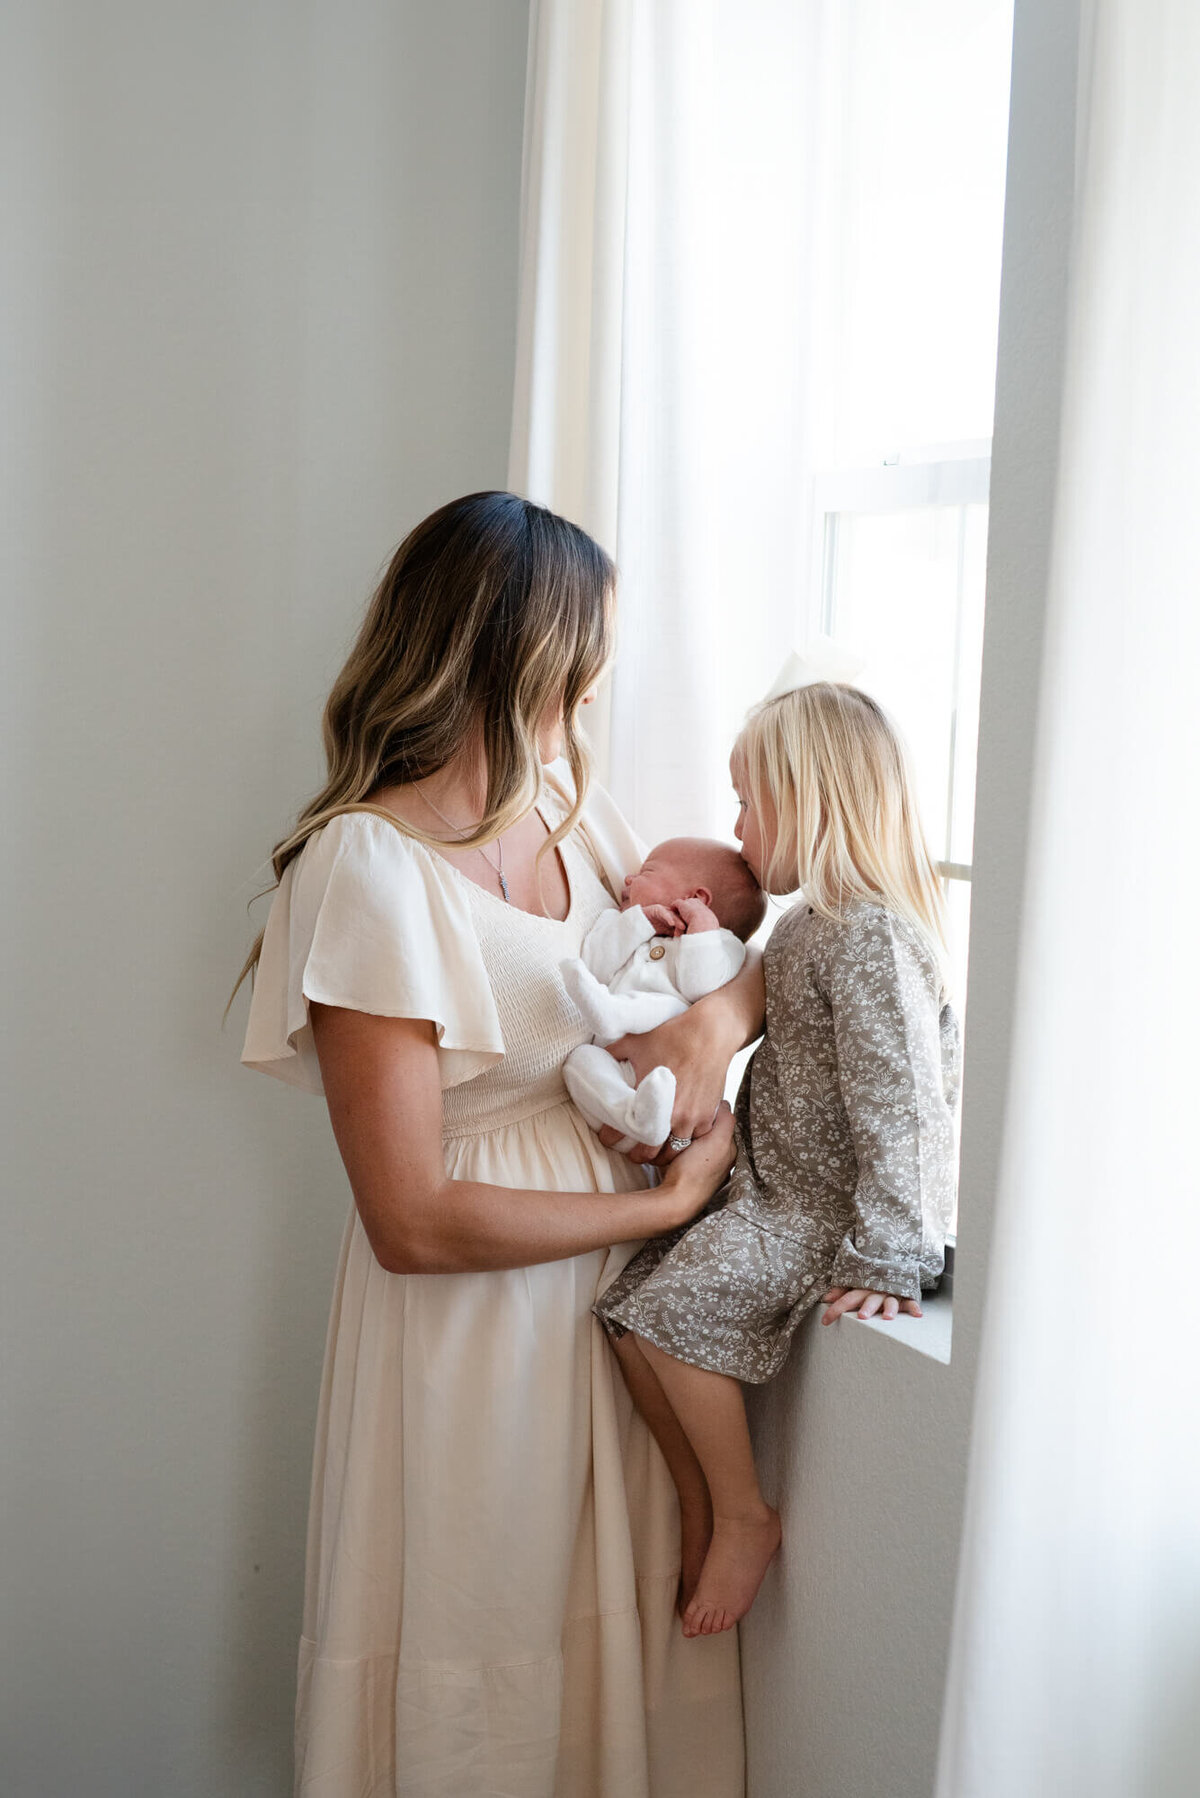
[620,837,767,942]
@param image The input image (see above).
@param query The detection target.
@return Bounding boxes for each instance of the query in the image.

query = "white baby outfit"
[561,906,746,1150]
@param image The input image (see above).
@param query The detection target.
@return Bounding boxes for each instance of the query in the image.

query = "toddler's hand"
[643,902,686,936]
[675,896,721,934]
[820,1287,923,1324]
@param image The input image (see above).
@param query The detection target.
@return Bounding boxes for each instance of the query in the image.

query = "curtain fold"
[935,3,1200,1791]
[509,0,822,837]
[508,0,632,559]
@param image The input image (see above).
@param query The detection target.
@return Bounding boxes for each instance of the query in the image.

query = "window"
[811,444,991,1009]
[795,0,1014,1035]
[700,2,1014,1212]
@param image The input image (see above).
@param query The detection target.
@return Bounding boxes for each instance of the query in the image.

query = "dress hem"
[592,1298,796,1386]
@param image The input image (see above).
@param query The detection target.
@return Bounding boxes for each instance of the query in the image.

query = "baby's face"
[620,851,697,914]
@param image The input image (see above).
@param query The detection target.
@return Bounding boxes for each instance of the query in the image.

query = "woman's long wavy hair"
[226,491,616,1018]
[734,681,952,991]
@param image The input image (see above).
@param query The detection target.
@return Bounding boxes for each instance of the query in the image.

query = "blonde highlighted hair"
[734,682,951,990]
[226,491,616,1019]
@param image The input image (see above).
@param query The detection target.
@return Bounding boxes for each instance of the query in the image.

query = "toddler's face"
[731,753,795,893]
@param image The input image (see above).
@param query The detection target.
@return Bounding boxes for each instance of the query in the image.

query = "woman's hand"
[596,1011,730,1166]
[597,948,765,1168]
[658,1103,737,1226]
[820,1287,924,1324]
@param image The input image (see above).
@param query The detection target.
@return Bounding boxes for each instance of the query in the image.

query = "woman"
[230,493,764,1797]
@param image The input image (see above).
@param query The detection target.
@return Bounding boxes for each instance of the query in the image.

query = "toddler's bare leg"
[610,1332,713,1613]
[633,1335,781,1639]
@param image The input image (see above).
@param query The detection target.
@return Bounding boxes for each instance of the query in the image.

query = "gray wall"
[1,3,530,1793]
[741,0,1082,1792]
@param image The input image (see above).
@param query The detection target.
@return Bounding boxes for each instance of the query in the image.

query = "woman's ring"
[668,1135,692,1152]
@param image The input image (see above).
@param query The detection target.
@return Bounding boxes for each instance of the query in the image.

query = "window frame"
[808,442,994,1264]
[806,440,992,893]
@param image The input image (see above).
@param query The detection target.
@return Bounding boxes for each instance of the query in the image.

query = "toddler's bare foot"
[681,1505,781,1638]
[677,1498,714,1617]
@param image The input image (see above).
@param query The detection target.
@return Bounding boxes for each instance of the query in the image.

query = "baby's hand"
[675,896,721,934]
[643,903,686,937]
[820,1287,923,1324]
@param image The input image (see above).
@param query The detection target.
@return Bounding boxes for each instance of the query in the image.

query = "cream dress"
[240,772,744,1798]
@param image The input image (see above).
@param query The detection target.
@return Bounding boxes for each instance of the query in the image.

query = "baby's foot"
[681,1505,781,1638]
[677,1498,714,1617]
[629,1065,676,1146]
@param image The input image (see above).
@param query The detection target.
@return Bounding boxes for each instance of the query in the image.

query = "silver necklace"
[417,782,511,904]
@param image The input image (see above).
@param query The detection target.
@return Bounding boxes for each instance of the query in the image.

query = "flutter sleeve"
[239,811,505,1096]
[820,907,957,1300]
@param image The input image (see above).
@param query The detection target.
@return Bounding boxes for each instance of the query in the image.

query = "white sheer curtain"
[509,0,823,842]
[936,3,1200,1791]
[509,0,1011,849]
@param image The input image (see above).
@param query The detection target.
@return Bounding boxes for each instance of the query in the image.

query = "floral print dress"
[594,898,961,1383]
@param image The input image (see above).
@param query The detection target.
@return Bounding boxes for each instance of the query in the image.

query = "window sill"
[855,1286,953,1364]
[830,1237,955,1365]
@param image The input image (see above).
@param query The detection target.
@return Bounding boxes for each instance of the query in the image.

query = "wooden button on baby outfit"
[648,944,666,960]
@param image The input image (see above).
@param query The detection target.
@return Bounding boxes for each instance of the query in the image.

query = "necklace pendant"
[499,872,511,904]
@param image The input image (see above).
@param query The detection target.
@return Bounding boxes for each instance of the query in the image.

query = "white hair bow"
[762,635,868,703]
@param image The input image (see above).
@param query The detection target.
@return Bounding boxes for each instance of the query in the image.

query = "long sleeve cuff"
[671,929,746,1002]
[579,904,657,983]
[827,1237,925,1303]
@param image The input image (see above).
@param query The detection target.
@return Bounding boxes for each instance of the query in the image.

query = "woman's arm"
[309,1002,736,1275]
[599,945,766,1164]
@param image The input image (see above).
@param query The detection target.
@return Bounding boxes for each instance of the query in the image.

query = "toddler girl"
[593,675,961,1638]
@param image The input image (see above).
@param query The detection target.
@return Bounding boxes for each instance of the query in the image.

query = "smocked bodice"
[431,834,615,1138]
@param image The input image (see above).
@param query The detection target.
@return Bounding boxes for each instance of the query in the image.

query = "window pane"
[824,501,988,869]
[811,0,1014,465]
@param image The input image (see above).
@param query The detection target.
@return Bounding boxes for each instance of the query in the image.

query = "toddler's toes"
[682,1599,708,1638]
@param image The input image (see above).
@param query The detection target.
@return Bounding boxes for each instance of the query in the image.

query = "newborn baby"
[562,837,766,1152]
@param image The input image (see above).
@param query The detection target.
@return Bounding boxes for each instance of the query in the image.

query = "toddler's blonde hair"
[734,682,951,990]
